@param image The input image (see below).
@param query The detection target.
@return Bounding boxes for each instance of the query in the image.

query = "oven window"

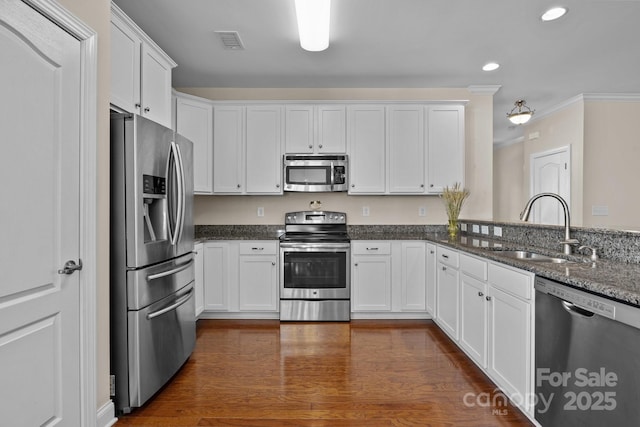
[283,251,346,289]
[286,166,330,185]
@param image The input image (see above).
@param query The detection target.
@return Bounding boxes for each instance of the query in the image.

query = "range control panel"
[285,211,346,225]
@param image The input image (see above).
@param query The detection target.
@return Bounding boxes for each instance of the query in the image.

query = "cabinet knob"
[351,184,355,188]
[272,262,276,266]
[276,184,280,188]
[420,184,424,188]
[308,145,313,149]
[478,291,484,297]
[442,266,446,271]
[354,263,358,267]
[237,184,241,188]
[134,103,141,109]
[430,184,434,188]
[144,107,150,113]
[486,295,492,301]
[430,250,435,254]
[319,144,323,149]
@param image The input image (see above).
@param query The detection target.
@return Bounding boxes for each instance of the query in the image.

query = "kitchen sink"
[493,250,573,263]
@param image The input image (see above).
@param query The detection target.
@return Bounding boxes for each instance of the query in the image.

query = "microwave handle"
[330,161,335,189]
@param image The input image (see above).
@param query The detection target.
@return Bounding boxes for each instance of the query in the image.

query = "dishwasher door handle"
[561,300,595,318]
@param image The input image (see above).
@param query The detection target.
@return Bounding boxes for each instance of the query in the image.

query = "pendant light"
[507,100,535,125]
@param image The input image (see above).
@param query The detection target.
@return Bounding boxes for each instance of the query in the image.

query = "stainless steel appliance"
[279,211,350,321]
[535,276,640,426]
[283,154,348,192]
[110,113,195,414]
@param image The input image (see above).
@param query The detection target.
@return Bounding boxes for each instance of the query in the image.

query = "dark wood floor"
[116,319,533,426]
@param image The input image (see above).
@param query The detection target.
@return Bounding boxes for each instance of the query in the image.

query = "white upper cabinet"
[388,105,425,194]
[213,106,244,193]
[175,94,213,194]
[347,105,387,194]
[245,106,283,194]
[426,105,465,193]
[111,3,176,128]
[285,105,346,154]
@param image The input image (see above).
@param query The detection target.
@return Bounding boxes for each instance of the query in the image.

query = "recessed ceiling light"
[541,7,567,22]
[482,62,500,71]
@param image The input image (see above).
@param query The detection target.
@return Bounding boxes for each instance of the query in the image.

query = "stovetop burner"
[280,211,349,243]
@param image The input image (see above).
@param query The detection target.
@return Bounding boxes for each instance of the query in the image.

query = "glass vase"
[447,218,459,239]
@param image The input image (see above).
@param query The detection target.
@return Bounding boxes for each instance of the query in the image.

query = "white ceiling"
[113,0,640,144]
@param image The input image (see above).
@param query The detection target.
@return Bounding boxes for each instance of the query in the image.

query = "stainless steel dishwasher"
[535,276,640,426]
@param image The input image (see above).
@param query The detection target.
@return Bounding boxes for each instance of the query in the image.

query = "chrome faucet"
[520,193,579,255]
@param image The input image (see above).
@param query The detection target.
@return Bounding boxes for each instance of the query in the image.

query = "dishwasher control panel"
[536,277,616,319]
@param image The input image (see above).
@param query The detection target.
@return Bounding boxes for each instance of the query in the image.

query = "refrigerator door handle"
[166,141,183,246]
[174,142,186,244]
[146,287,194,320]
[146,258,194,281]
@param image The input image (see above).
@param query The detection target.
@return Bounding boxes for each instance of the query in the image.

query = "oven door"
[280,243,350,299]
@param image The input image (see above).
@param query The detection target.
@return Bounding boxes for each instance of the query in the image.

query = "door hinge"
[110,375,116,396]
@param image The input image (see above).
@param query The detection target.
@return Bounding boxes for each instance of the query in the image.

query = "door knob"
[58,259,83,275]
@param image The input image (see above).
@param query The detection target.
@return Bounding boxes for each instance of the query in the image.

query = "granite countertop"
[430,234,640,308]
[195,224,640,308]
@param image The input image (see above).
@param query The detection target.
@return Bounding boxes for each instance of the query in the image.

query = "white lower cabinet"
[238,242,278,311]
[194,242,205,317]
[202,240,279,318]
[435,246,460,339]
[351,241,428,318]
[433,245,535,418]
[487,262,534,415]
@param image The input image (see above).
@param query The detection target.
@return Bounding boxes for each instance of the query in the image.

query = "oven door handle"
[281,244,350,250]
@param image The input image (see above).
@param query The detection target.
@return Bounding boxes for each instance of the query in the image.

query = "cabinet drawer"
[436,246,459,268]
[488,262,533,300]
[352,241,391,255]
[460,253,488,281]
[239,241,277,255]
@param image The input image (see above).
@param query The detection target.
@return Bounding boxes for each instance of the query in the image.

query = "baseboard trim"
[97,401,117,427]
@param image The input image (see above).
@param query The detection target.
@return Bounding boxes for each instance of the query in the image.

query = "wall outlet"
[418,206,426,217]
[362,206,370,217]
[257,207,264,217]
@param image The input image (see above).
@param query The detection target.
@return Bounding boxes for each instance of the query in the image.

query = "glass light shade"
[295,0,331,52]
[541,7,567,22]
[508,112,533,125]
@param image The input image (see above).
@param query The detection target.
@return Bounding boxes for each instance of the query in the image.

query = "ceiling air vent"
[215,31,245,50]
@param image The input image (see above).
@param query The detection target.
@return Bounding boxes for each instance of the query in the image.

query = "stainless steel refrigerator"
[110,113,195,414]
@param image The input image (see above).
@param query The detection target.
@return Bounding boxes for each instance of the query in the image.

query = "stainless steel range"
[279,211,350,321]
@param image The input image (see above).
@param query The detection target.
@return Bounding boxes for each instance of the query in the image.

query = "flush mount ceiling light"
[482,62,500,71]
[507,100,535,125]
[541,6,568,21]
[295,0,331,51]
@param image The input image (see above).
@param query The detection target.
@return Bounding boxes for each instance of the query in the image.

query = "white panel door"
[0,1,82,425]
[530,146,571,225]
[347,106,386,194]
[246,105,283,194]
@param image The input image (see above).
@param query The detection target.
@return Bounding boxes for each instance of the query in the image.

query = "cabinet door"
[175,96,213,194]
[460,273,487,367]
[388,106,425,193]
[347,105,386,194]
[213,106,244,193]
[285,105,314,153]
[487,285,531,410]
[426,105,465,193]
[194,243,204,317]
[317,105,346,153]
[425,243,437,315]
[203,243,229,311]
[246,106,283,194]
[140,43,173,128]
[238,256,278,311]
[352,256,391,311]
[110,17,141,114]
[436,261,459,340]
[400,241,426,311]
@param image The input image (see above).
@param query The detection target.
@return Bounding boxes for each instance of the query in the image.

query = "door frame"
[24,0,99,425]
[529,145,571,224]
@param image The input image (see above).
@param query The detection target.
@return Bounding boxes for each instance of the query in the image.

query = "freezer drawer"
[127,282,196,407]
[127,252,194,310]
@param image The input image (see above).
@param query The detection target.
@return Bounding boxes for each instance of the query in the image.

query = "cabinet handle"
[486,296,492,301]
[478,291,484,297]
[430,250,435,254]
[144,107,150,113]
[366,247,379,251]
[442,254,449,259]
[251,247,264,251]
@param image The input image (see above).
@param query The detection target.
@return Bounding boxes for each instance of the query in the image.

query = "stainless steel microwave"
[283,154,348,192]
